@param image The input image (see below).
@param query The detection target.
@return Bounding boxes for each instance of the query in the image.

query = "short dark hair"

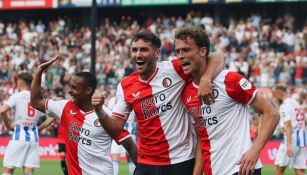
[273,84,287,92]
[131,31,161,49]
[175,27,210,56]
[74,72,97,92]
[18,72,33,86]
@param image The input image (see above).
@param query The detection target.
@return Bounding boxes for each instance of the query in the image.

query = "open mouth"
[181,62,190,67]
[136,60,146,66]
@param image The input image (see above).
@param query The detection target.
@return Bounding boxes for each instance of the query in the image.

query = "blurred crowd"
[0,11,306,137]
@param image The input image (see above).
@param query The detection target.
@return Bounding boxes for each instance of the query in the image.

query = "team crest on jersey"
[239,78,252,90]
[187,96,192,102]
[162,77,172,88]
[94,119,101,127]
[132,91,140,99]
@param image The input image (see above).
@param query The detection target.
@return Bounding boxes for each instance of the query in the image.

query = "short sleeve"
[171,59,191,82]
[224,72,257,105]
[279,106,291,123]
[45,99,69,119]
[114,129,131,145]
[4,93,18,108]
[112,83,132,121]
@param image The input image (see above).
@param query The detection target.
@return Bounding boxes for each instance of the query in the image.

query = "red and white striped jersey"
[45,99,130,175]
[182,70,262,175]
[112,59,196,165]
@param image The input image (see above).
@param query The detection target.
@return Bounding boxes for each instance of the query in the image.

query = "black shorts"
[133,158,195,175]
[232,168,262,175]
[58,143,66,153]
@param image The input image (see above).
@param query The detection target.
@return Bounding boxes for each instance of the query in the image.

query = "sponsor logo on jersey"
[162,77,172,88]
[94,119,101,127]
[187,96,191,102]
[239,78,252,90]
[68,121,92,146]
[140,93,173,119]
[69,110,77,115]
[132,91,140,99]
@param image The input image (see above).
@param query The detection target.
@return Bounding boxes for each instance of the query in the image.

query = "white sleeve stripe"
[247,90,258,105]
[118,134,131,143]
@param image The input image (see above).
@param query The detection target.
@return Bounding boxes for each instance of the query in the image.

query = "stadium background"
[0,0,307,174]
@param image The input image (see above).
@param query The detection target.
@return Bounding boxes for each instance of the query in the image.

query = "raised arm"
[238,93,279,175]
[198,52,225,104]
[30,56,60,112]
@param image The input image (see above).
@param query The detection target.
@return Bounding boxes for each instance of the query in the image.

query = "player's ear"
[86,87,93,95]
[155,48,161,58]
[200,47,208,57]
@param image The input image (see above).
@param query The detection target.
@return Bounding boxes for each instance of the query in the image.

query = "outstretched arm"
[121,137,138,165]
[30,56,60,112]
[238,93,279,175]
[198,52,225,104]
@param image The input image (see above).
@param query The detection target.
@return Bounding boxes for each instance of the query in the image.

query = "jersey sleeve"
[45,99,69,119]
[112,83,132,121]
[279,106,291,123]
[113,129,131,145]
[4,93,18,108]
[224,72,257,105]
[171,59,191,82]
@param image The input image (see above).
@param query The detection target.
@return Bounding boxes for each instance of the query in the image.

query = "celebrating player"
[92,31,225,175]
[30,56,137,175]
[272,84,306,175]
[0,72,45,175]
[175,26,280,175]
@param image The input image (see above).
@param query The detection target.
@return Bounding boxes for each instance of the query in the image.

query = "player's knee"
[24,173,33,175]
[59,152,66,160]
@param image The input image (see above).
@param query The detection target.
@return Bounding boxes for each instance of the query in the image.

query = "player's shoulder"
[120,72,139,87]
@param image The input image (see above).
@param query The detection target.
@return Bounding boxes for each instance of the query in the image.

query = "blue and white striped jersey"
[5,90,43,142]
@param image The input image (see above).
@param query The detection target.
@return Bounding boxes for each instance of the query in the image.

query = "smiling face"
[175,37,208,75]
[131,39,160,80]
[68,76,91,104]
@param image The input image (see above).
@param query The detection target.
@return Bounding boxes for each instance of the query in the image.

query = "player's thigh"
[24,142,40,168]
[292,147,307,170]
[3,141,29,167]
[274,144,290,167]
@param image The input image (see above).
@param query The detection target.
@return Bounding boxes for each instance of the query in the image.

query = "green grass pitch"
[0,159,303,175]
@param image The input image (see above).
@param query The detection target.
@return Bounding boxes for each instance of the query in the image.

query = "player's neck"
[139,64,157,81]
[192,65,207,86]
[74,100,93,112]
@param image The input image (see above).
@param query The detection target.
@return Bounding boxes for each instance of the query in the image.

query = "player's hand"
[286,145,293,157]
[237,148,260,175]
[92,92,106,112]
[38,56,60,71]
[197,76,214,105]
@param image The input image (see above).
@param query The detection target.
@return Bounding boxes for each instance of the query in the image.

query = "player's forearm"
[2,112,12,131]
[252,109,279,152]
[30,67,45,112]
[96,110,124,138]
[122,138,138,165]
[202,52,225,80]
[284,122,292,146]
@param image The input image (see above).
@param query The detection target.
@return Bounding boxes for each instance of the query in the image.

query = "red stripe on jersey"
[61,101,85,175]
[114,129,130,145]
[121,74,171,165]
[182,82,213,174]
[113,112,127,120]
[224,72,257,104]
[171,59,191,82]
